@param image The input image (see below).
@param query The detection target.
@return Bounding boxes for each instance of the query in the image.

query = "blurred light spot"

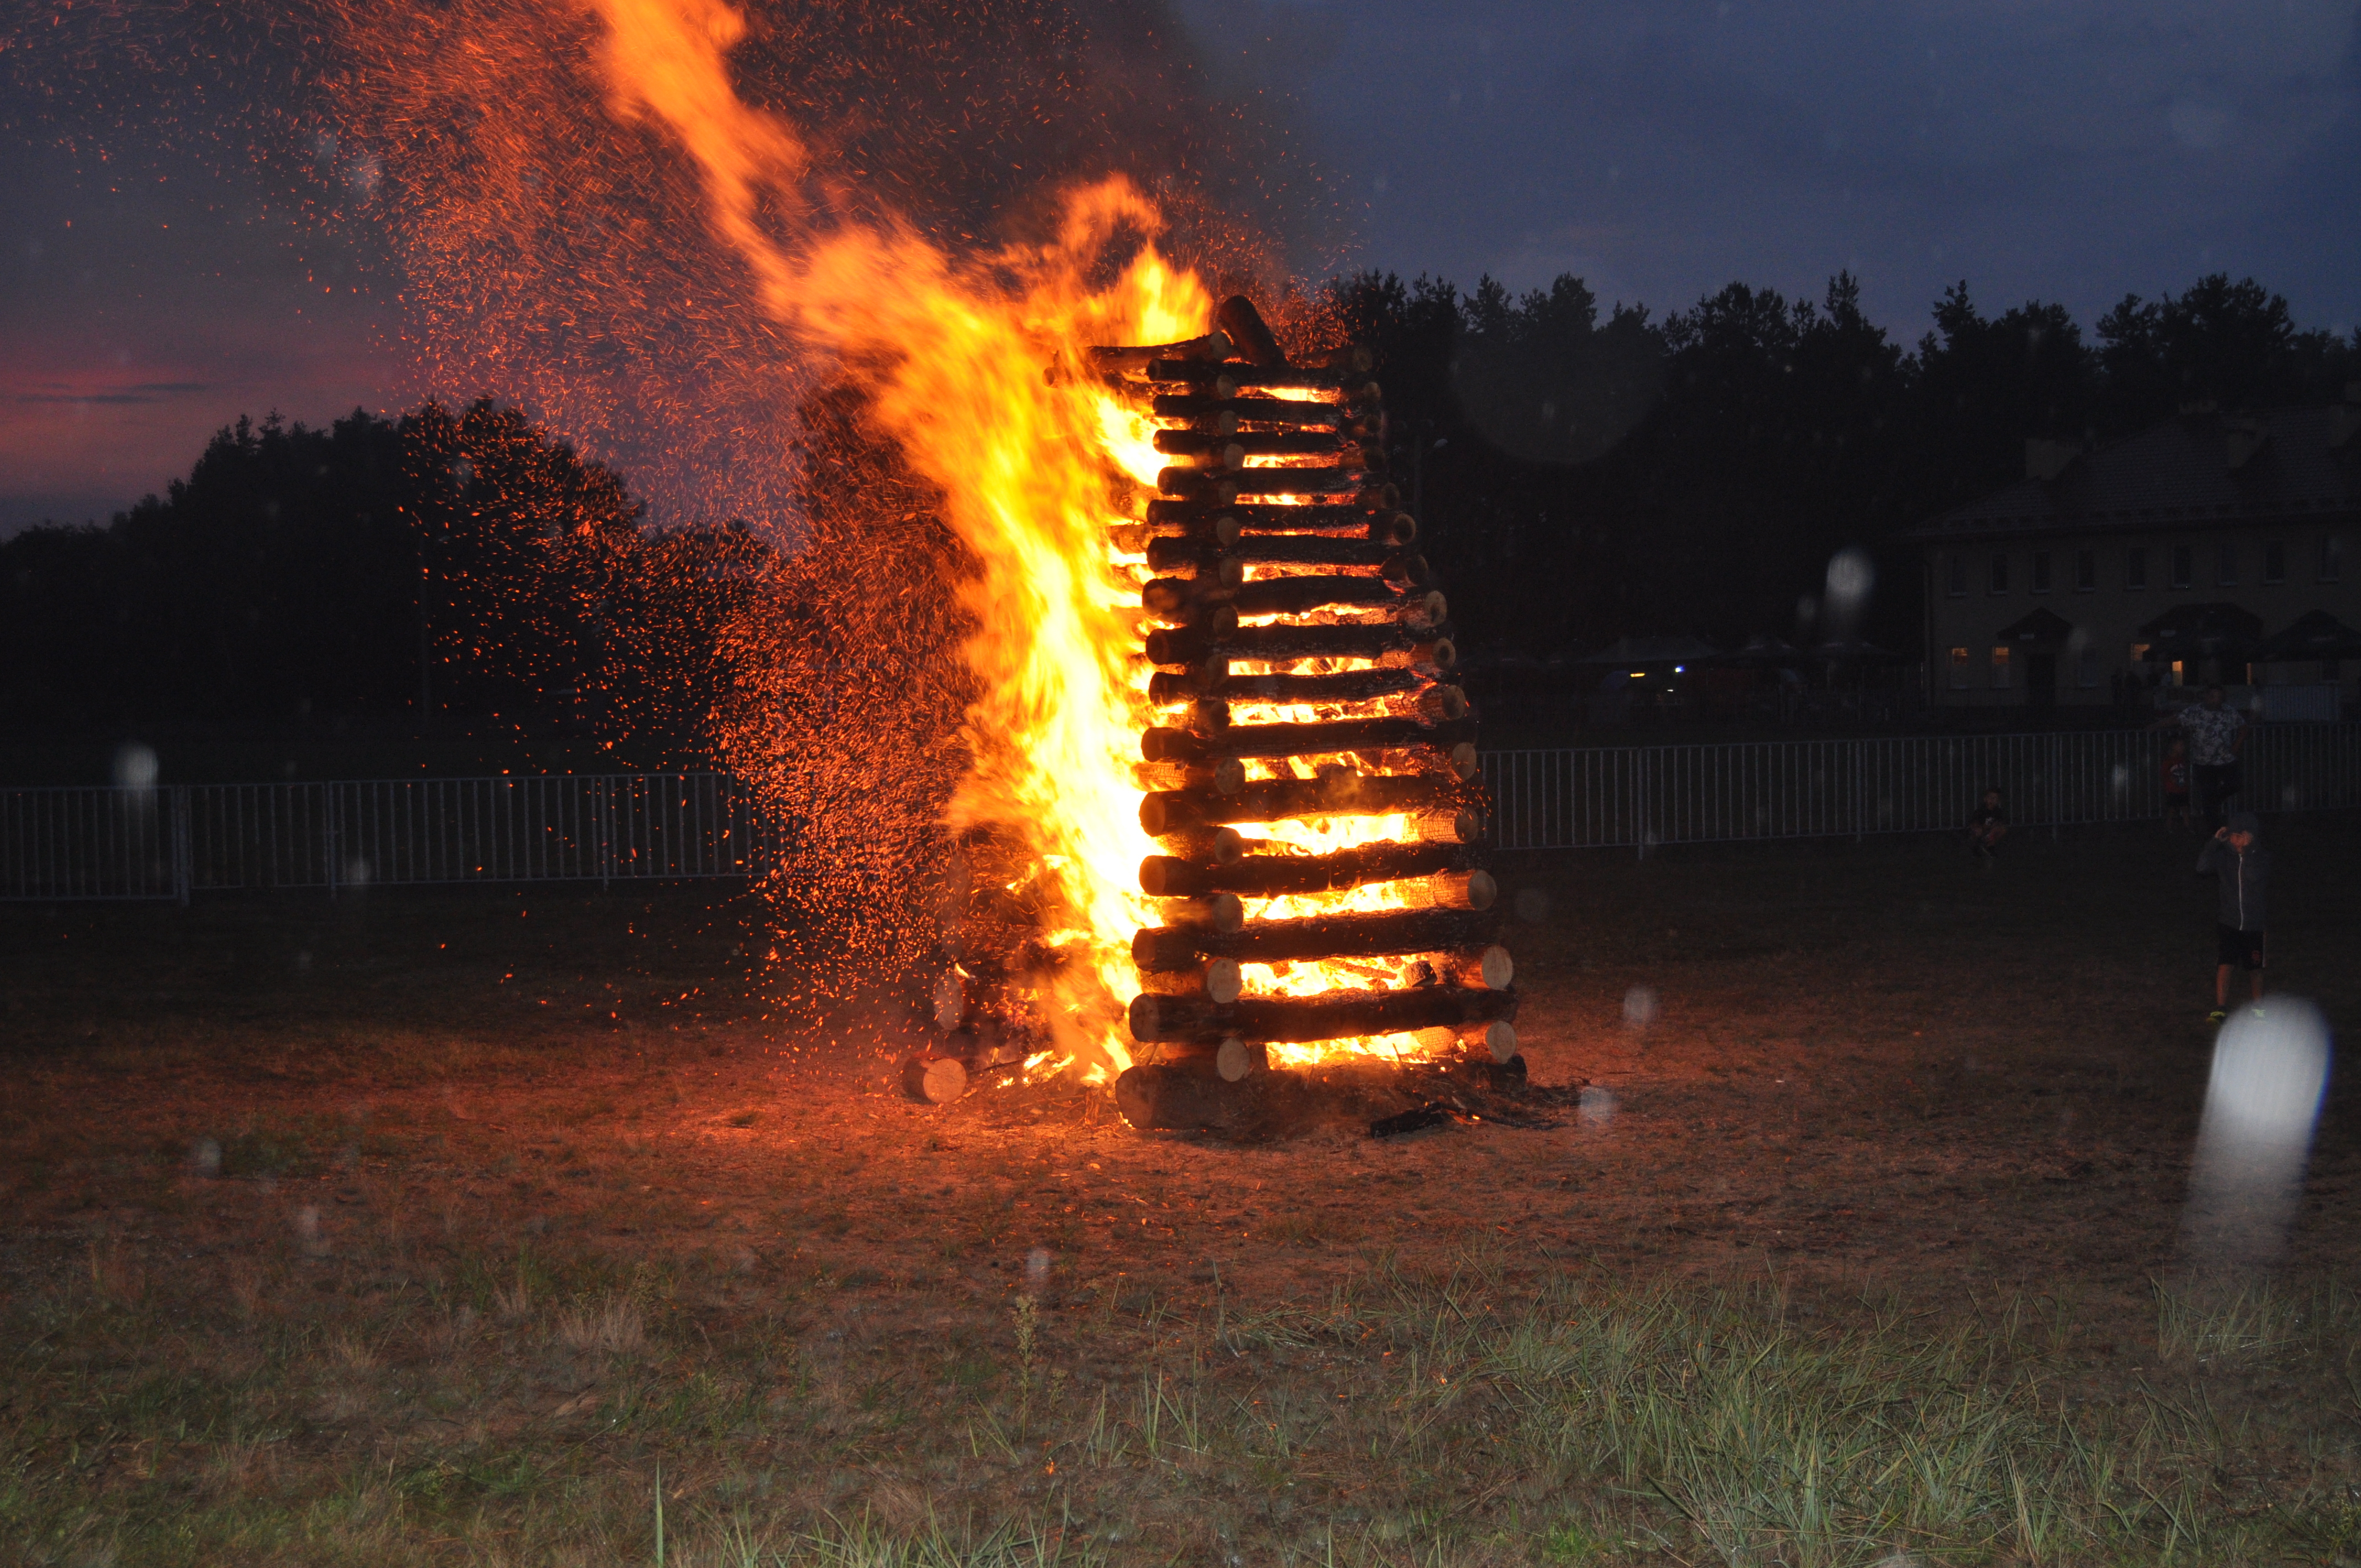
[1511,887,1549,923]
[2183,997,2331,1268]
[1024,1246,1050,1293]
[189,1137,221,1177]
[113,743,157,790]
[1578,1085,1619,1129]
[1824,547,1874,632]
[1623,986,1659,1028]
[342,858,372,888]
[2169,100,2233,150]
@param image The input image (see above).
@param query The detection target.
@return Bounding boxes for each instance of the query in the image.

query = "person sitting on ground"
[1965,787,2008,866]
[2196,810,2271,1023]
[2150,684,2246,832]
[2161,736,2192,832]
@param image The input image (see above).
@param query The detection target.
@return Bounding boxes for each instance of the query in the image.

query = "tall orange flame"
[589,0,1221,1076]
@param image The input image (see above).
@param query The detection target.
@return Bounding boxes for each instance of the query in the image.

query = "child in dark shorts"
[2161,737,2191,832]
[1965,787,2008,867]
[2196,811,2270,1022]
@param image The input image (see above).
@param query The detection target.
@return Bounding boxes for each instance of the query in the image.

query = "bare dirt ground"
[4,819,2359,1565]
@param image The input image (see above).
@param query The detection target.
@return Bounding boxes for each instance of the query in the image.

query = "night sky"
[4,0,2356,536]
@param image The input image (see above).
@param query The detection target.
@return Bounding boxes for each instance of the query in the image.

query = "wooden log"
[1111,515,1242,552]
[1142,600,1239,638]
[1226,467,1370,499]
[1155,429,1343,459]
[1149,667,1423,707]
[1157,892,1245,935]
[1139,770,1475,835]
[1232,578,1439,620]
[1085,330,1232,371]
[1139,839,1483,899]
[1396,869,1497,911]
[1148,394,1342,427]
[1131,906,1503,971]
[1135,957,1244,1005]
[1154,825,1248,867]
[901,1053,970,1104]
[1144,502,1410,545]
[1163,623,1451,667]
[1471,1019,1517,1065]
[1441,945,1515,990]
[1410,807,1487,844]
[1135,550,1244,586]
[1215,296,1288,368]
[1146,361,1379,399]
[1114,1062,1270,1131]
[1143,714,1478,765]
[1156,471,1238,503]
[1128,982,1517,1044]
[1133,758,1245,796]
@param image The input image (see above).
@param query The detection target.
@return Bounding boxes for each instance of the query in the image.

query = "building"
[1907,396,2360,712]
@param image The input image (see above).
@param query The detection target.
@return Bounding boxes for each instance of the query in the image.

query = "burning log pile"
[905,296,1516,1130]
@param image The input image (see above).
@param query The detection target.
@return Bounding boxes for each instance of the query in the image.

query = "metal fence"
[8,727,2360,899]
[1483,724,2361,852]
[1,773,769,902]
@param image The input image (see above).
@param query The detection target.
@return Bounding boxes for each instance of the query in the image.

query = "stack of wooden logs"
[1096,296,1517,1130]
[899,295,1517,1117]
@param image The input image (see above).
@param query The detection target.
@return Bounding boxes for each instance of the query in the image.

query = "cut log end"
[901,1054,970,1105]
[1475,1020,1518,1065]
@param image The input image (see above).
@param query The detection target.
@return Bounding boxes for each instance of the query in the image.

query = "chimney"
[2224,415,2267,471]
[2025,438,2080,482]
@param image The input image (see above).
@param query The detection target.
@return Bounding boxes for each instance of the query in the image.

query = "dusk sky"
[4,0,2356,537]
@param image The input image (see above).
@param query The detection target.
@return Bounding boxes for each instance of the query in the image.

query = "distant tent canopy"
[2136,601,2264,656]
[1573,635,1719,668]
[1808,638,1909,664]
[2255,609,2361,662]
[1711,634,1805,667]
[1994,607,2076,645]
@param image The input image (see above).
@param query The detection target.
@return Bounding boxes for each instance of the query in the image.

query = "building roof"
[1907,403,2361,543]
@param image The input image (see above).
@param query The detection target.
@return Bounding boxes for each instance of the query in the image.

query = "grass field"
[3,819,2359,1566]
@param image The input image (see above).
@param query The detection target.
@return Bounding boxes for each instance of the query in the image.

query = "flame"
[586,0,1450,1078]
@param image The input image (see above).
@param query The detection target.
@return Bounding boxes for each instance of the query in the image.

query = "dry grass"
[2,826,2360,1564]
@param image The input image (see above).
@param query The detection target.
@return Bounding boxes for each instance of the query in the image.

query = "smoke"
[2180,998,2332,1271]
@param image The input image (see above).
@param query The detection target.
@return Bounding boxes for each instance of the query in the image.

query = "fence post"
[324,785,339,900]
[1634,750,1649,861]
[599,778,613,892]
[171,785,191,907]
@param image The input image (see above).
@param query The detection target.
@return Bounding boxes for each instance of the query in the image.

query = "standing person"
[2196,811,2270,1023]
[2161,737,2192,832]
[2150,685,2246,832]
[1965,787,2009,868]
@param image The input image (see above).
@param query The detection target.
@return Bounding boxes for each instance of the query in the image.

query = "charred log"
[1128,983,1517,1044]
[1139,770,1477,835]
[1141,714,1477,764]
[1138,839,1483,899]
[1131,905,1503,971]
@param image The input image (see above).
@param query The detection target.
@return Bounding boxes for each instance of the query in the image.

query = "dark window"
[2264,541,2286,584]
[2125,548,2147,589]
[2326,535,2345,583]
[1945,553,1966,597]
[2075,549,2096,591]
[2171,545,2193,589]
[2216,542,2237,586]
[2031,552,2052,593]
[1989,553,2010,594]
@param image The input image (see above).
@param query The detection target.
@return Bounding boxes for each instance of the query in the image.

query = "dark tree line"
[1330,270,2360,655]
[0,401,765,763]
[4,271,2352,748]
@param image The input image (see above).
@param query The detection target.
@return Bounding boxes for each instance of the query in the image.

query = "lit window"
[2264,541,2285,584]
[2216,542,2237,586]
[2075,550,2096,591]
[2077,646,2101,687]
[1989,553,2010,594]
[1948,647,1971,689]
[1990,646,2011,688]
[1945,554,1967,597]
[2031,552,2052,593]
[2171,545,2193,589]
[2125,548,2147,589]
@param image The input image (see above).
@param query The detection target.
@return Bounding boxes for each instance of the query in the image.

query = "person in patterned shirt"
[2150,684,2246,832]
